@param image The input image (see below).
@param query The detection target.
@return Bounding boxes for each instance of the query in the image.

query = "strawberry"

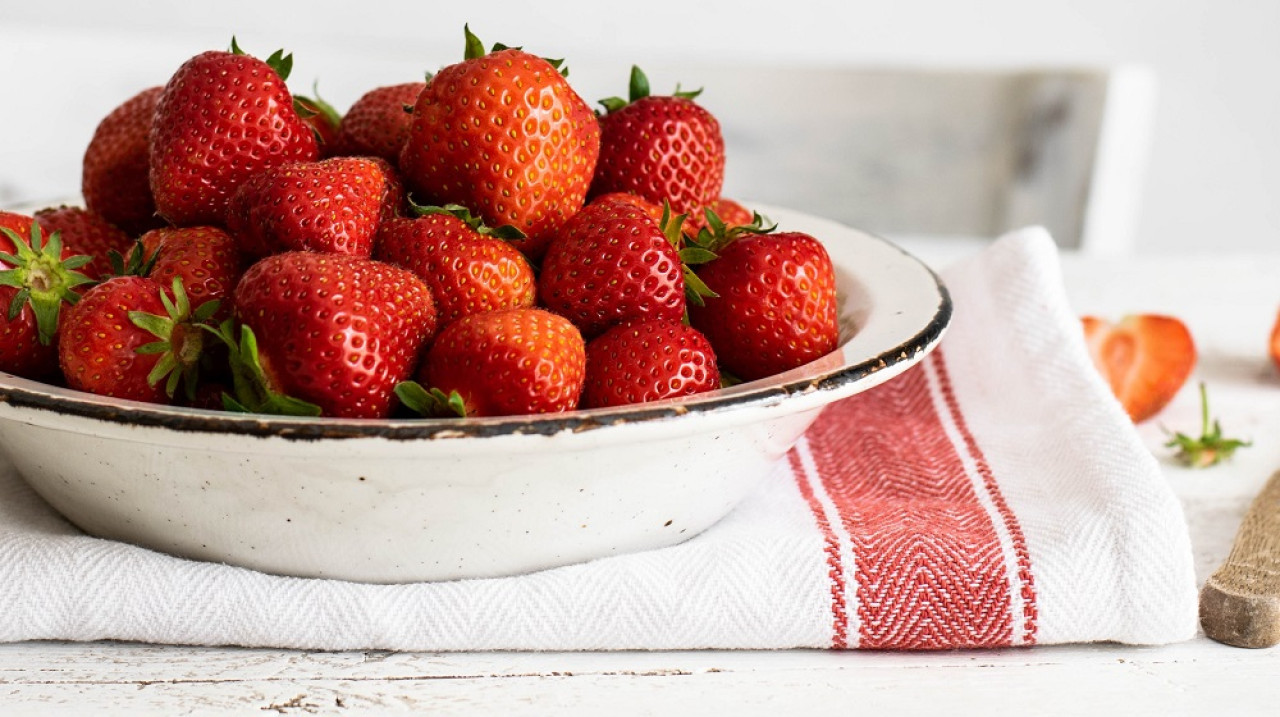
[81,86,165,236]
[1081,314,1197,422]
[0,220,95,380]
[582,319,719,409]
[230,252,437,418]
[336,82,426,163]
[1270,309,1280,372]
[590,192,664,225]
[538,198,688,339]
[293,87,344,157]
[33,206,134,279]
[58,276,218,403]
[373,205,535,326]
[687,230,839,381]
[686,197,753,237]
[137,226,244,317]
[225,156,398,258]
[399,26,600,260]
[408,307,585,417]
[149,39,319,227]
[590,65,725,216]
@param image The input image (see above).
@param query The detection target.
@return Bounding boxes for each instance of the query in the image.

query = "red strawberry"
[32,206,133,279]
[150,40,319,226]
[140,226,244,317]
[293,90,344,157]
[399,26,600,260]
[0,220,95,379]
[538,198,686,338]
[582,319,719,409]
[411,307,585,417]
[687,231,839,381]
[58,276,217,403]
[226,156,398,258]
[373,206,535,326]
[590,66,724,215]
[336,82,425,163]
[1270,310,1280,372]
[1082,314,1196,422]
[0,211,35,258]
[231,252,437,418]
[591,192,664,225]
[82,86,165,236]
[686,197,753,236]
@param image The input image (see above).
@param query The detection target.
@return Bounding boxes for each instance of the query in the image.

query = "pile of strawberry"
[0,28,840,419]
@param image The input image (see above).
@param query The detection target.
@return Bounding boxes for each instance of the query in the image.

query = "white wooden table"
[3,241,1279,715]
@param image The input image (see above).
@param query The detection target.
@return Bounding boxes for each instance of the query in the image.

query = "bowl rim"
[0,210,952,441]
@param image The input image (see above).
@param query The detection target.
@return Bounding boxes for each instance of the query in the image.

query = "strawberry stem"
[1163,382,1251,468]
[0,224,95,344]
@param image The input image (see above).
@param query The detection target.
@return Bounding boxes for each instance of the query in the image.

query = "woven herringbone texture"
[0,228,1197,650]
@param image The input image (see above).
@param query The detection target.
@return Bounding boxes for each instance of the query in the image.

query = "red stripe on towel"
[799,358,1020,649]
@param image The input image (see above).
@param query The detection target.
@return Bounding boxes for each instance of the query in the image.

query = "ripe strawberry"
[687,231,839,381]
[150,40,319,226]
[1081,314,1196,422]
[582,319,719,409]
[294,88,344,157]
[33,206,133,279]
[336,82,425,163]
[81,86,164,236]
[138,226,244,317]
[411,307,585,417]
[590,65,725,215]
[591,192,664,225]
[373,206,535,326]
[59,276,217,403]
[399,26,600,260]
[231,252,437,418]
[1270,309,1280,372]
[686,197,753,237]
[0,221,95,380]
[226,156,398,258]
[538,198,687,338]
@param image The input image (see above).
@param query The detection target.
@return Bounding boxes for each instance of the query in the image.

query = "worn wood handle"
[1200,470,1280,648]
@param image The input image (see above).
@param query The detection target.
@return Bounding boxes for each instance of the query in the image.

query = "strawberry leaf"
[463,24,487,60]
[395,381,467,418]
[1163,382,1251,468]
[409,201,527,240]
[629,65,651,103]
[126,278,214,400]
[0,224,95,344]
[203,319,322,417]
[264,49,294,82]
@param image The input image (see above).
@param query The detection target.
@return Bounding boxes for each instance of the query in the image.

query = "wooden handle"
[1200,470,1280,648]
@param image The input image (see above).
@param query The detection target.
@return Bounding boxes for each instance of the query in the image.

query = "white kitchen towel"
[0,228,1198,650]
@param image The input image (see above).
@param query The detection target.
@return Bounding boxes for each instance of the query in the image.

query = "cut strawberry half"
[1081,314,1197,422]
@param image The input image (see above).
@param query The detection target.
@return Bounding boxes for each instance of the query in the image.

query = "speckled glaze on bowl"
[0,205,950,583]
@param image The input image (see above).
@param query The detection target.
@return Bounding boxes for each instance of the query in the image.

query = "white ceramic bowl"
[0,205,950,583]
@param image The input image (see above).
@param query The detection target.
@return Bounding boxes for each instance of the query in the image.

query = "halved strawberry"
[1081,314,1197,422]
[582,319,719,409]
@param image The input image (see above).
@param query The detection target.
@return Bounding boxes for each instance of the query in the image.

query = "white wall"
[2,0,1277,254]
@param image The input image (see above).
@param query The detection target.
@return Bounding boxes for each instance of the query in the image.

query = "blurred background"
[2,0,1278,254]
